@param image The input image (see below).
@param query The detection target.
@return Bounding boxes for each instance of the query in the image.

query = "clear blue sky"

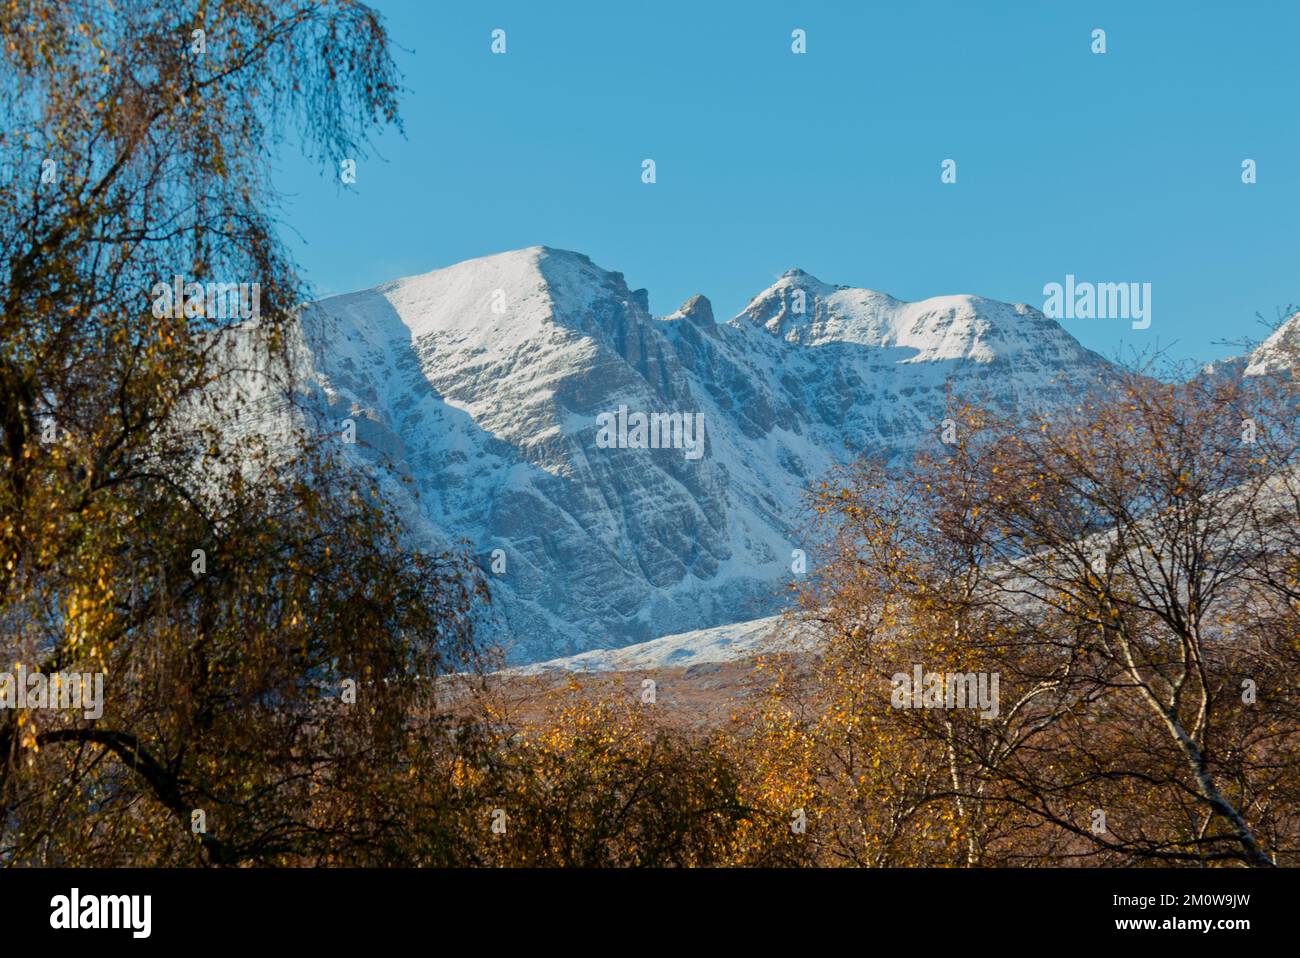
[274,0,1300,366]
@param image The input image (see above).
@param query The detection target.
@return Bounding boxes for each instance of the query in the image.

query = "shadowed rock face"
[296,246,1121,663]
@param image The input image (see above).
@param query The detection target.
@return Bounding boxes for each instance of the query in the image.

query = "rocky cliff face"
[295,246,1123,662]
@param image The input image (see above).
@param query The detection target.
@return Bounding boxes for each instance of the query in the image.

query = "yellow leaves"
[450,757,477,789]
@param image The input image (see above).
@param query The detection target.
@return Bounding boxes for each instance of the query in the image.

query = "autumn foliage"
[737,365,1300,866]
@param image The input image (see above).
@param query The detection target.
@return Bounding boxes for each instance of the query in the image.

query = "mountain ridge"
[290,247,1283,663]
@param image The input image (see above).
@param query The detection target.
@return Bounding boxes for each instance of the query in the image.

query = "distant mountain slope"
[295,247,1123,662]
[511,614,807,674]
[1200,312,1300,382]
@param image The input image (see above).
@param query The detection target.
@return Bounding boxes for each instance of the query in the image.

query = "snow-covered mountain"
[1247,315,1300,374]
[1200,311,1300,381]
[295,246,1124,663]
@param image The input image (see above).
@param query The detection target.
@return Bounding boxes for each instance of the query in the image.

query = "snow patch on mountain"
[512,614,809,673]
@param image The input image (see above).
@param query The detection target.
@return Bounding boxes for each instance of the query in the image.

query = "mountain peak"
[1200,311,1300,382]
[733,270,1105,370]
[665,293,715,328]
[773,267,838,293]
[1245,311,1300,376]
